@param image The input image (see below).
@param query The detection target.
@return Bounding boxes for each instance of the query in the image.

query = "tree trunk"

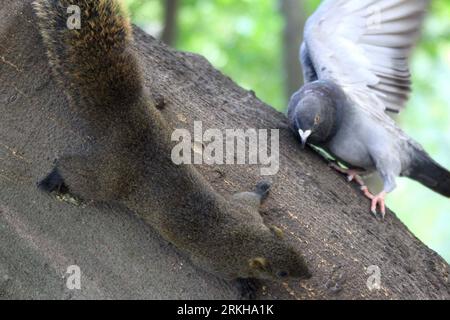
[0,1,448,300]
[161,0,178,46]
[280,0,306,101]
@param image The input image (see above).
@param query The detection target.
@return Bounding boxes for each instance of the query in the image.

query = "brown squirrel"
[33,0,310,298]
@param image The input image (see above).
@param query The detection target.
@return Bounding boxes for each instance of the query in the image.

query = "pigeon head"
[288,81,344,148]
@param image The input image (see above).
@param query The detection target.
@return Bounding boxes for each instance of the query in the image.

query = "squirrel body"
[33,0,310,295]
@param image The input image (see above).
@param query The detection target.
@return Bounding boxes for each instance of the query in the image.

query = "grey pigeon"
[288,0,450,217]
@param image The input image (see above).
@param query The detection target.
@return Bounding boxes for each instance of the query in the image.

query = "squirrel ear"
[269,225,284,238]
[248,257,268,271]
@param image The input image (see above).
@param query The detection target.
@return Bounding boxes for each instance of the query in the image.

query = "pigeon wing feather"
[303,0,429,117]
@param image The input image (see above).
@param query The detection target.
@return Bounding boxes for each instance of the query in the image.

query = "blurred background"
[124,0,450,262]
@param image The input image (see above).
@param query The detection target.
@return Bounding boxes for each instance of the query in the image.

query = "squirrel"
[32,0,311,298]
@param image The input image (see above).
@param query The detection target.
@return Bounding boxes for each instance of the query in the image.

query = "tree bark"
[0,1,449,300]
[280,0,306,100]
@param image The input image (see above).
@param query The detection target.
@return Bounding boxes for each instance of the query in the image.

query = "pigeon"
[287,0,450,217]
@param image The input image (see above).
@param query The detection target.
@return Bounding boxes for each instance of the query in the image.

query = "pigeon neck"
[318,80,346,141]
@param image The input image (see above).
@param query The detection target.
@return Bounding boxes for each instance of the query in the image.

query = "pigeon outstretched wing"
[302,0,429,117]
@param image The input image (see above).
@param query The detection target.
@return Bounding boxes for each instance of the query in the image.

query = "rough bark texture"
[0,1,449,300]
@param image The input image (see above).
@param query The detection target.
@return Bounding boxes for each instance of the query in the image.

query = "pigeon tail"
[406,151,450,198]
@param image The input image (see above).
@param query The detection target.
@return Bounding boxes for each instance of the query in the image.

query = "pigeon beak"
[298,129,311,149]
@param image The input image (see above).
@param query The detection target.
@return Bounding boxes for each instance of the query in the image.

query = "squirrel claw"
[38,168,68,194]
[255,181,271,199]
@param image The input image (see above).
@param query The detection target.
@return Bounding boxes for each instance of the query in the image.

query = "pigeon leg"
[329,164,387,218]
[360,186,375,199]
[328,163,365,186]
[366,190,387,219]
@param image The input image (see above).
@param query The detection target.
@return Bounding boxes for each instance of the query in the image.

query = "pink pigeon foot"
[360,187,387,219]
[329,163,386,218]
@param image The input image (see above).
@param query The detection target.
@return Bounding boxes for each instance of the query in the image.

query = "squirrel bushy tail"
[34,0,146,201]
[33,0,142,109]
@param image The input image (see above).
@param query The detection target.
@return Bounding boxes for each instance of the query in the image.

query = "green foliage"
[125,0,450,262]
[177,0,286,109]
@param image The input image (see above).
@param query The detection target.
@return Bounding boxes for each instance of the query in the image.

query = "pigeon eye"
[314,115,320,125]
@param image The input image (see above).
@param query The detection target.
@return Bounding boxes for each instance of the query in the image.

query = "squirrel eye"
[277,271,289,278]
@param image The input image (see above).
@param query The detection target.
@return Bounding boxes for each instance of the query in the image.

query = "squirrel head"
[232,227,311,281]
[246,236,311,281]
[191,224,311,282]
